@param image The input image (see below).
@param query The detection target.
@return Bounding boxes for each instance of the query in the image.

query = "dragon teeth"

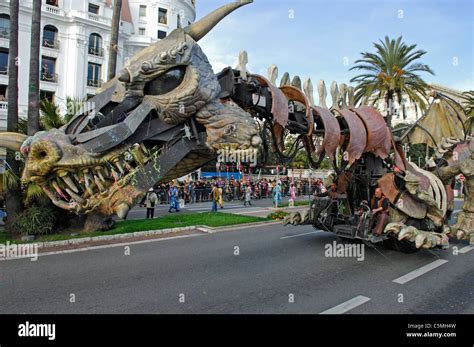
[62,174,79,193]
[114,161,125,174]
[94,175,106,192]
[111,169,120,181]
[65,188,85,204]
[95,167,106,182]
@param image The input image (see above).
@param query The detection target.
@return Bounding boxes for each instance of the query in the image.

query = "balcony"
[0,101,7,111]
[43,4,64,16]
[42,38,60,50]
[88,47,104,57]
[41,72,58,83]
[87,13,111,26]
[87,79,102,88]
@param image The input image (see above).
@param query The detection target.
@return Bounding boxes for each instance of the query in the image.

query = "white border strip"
[393,259,448,284]
[0,234,204,261]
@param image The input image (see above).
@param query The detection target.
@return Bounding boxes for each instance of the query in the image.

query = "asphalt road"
[1,214,472,314]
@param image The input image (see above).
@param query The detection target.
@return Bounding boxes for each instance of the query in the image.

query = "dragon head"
[0,0,260,219]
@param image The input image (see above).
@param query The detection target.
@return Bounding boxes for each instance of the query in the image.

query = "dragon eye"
[144,66,186,96]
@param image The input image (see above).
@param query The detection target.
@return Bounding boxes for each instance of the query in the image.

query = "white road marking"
[0,234,205,261]
[393,259,448,284]
[320,295,371,314]
[280,230,322,239]
[459,245,474,254]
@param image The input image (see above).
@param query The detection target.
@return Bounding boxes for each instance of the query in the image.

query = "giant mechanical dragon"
[0,0,472,250]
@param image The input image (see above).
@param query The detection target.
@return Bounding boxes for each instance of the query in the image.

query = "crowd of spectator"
[150,176,327,205]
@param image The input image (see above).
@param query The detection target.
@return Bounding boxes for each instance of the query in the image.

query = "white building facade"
[0,0,196,132]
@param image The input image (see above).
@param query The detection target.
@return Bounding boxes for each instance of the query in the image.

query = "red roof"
[106,0,133,24]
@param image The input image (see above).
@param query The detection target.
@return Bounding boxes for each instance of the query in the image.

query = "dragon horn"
[0,132,27,151]
[185,0,253,41]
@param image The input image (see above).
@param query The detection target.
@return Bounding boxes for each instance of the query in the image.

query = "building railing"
[0,66,7,75]
[87,79,102,88]
[41,72,58,83]
[42,38,60,49]
[88,13,111,26]
[44,4,64,16]
[0,101,7,110]
[0,30,9,39]
[88,46,104,57]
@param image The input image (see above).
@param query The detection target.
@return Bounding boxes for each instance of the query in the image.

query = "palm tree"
[107,0,122,80]
[462,90,474,136]
[27,0,41,135]
[4,0,22,233]
[462,90,474,116]
[350,36,435,127]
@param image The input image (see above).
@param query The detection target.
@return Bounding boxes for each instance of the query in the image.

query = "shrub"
[11,205,57,236]
[267,210,288,220]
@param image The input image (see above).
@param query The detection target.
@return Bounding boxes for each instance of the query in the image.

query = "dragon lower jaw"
[37,143,154,218]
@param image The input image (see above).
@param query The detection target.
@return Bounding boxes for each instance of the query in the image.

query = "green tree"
[350,36,435,127]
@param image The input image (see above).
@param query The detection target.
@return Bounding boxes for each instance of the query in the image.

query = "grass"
[0,212,270,244]
[278,200,310,208]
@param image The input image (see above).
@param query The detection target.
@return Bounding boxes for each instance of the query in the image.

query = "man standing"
[145,188,158,219]
[211,183,219,212]
[370,187,389,236]
[244,184,252,207]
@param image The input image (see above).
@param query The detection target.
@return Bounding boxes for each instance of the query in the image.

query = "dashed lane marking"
[320,295,371,314]
[392,259,448,284]
[280,230,322,239]
[459,245,474,254]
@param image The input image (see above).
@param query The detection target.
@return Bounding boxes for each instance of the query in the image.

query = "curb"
[35,220,281,249]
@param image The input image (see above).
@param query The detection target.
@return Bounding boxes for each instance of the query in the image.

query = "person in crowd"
[370,187,390,236]
[168,183,180,213]
[244,184,252,206]
[218,183,224,209]
[211,183,220,212]
[273,181,282,206]
[144,188,158,219]
[289,183,296,203]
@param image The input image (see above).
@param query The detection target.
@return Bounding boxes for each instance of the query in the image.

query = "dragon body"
[0,0,471,250]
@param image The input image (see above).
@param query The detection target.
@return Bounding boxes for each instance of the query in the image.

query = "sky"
[194,0,473,92]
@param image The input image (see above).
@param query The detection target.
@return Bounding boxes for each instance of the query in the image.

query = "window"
[88,4,99,14]
[157,30,166,40]
[158,8,167,25]
[88,33,103,56]
[138,28,145,35]
[139,5,146,18]
[46,0,59,6]
[41,56,57,82]
[177,14,182,28]
[0,84,7,101]
[42,25,59,49]
[40,90,55,102]
[0,48,8,74]
[0,14,9,39]
[87,62,102,87]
